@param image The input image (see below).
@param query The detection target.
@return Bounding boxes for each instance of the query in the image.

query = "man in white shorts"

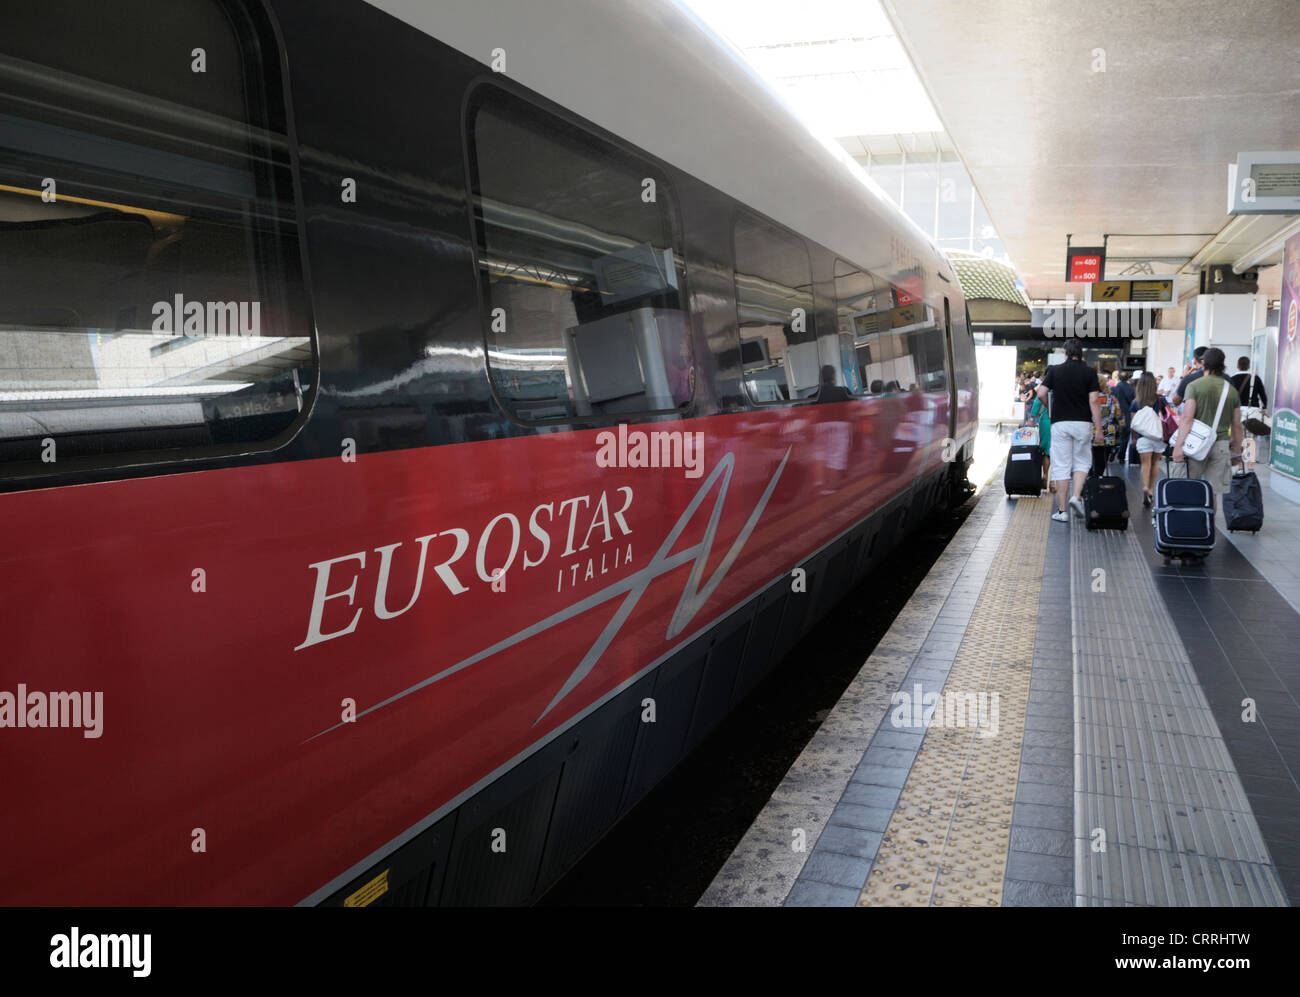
[1036,339,1103,523]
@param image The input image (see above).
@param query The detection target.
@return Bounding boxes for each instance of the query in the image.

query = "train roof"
[362,0,957,295]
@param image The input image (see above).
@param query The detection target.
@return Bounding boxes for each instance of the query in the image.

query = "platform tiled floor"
[701,457,1298,907]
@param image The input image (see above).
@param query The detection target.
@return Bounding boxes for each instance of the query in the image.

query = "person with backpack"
[1129,371,1169,507]
[1170,347,1245,494]
[1229,355,1268,413]
[1229,355,1269,470]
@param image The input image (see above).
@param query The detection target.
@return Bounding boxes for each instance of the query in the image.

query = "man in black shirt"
[1036,339,1103,522]
[1229,355,1268,410]
[1171,346,1207,406]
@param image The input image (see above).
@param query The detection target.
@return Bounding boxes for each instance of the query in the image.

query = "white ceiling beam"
[1231,216,1300,274]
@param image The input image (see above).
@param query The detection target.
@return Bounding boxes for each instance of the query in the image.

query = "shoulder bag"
[1131,404,1164,442]
[1181,379,1229,462]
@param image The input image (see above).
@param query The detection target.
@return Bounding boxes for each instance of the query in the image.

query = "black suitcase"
[1154,477,1215,557]
[1084,449,1128,530]
[1004,444,1042,496]
[1224,469,1263,533]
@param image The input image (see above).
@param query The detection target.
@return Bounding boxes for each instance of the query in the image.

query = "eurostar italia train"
[0,0,977,905]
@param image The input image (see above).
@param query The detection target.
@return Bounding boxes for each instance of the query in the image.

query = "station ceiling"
[882,0,1300,305]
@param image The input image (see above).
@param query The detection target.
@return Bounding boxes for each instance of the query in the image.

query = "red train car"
[0,0,977,905]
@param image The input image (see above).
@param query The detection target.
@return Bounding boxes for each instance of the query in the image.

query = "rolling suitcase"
[1223,468,1263,533]
[1153,477,1215,558]
[1003,425,1042,497]
[1084,445,1128,530]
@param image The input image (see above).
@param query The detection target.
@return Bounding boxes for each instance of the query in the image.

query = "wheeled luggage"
[1084,445,1128,530]
[1223,468,1263,533]
[1004,443,1043,496]
[1153,477,1215,557]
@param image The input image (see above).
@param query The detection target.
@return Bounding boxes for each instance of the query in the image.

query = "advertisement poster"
[1272,231,1300,480]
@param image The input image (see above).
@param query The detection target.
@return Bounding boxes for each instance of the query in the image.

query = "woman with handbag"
[1128,372,1169,507]
[1171,347,1245,494]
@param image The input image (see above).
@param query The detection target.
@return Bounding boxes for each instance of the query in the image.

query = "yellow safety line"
[859,497,1050,906]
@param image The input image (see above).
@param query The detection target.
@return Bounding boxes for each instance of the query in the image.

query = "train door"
[942,297,957,441]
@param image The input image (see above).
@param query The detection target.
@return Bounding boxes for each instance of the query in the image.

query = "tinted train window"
[0,0,312,471]
[908,316,949,393]
[833,260,908,393]
[734,215,816,404]
[833,259,879,393]
[468,87,690,423]
[850,292,947,395]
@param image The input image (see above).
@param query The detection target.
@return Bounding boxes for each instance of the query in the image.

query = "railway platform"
[700,460,1300,907]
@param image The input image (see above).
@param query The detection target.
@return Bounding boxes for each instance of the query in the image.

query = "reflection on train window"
[734,214,816,404]
[833,259,880,394]
[0,0,313,470]
[834,260,947,395]
[468,88,690,423]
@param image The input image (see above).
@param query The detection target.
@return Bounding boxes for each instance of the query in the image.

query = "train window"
[0,0,312,472]
[467,87,690,423]
[833,259,879,393]
[833,260,905,393]
[734,215,816,404]
[907,318,949,393]
[837,262,947,395]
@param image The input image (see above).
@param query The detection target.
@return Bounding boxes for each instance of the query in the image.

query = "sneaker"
[1051,510,1068,522]
[1069,496,1086,519]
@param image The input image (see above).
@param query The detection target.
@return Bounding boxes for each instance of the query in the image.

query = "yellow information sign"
[343,868,390,907]
[1089,278,1174,305]
[1130,280,1174,302]
[1092,281,1131,302]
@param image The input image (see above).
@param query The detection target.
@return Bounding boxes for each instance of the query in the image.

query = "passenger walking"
[1170,347,1245,495]
[1036,339,1103,523]
[1171,346,1207,406]
[1129,371,1168,507]
[1097,372,1123,462]
[1112,370,1135,463]
[1028,392,1051,489]
[1229,355,1268,412]
[1229,356,1269,470]
[1158,366,1178,401]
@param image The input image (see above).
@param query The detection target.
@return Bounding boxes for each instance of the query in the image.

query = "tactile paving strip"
[1070,523,1288,906]
[859,498,1049,906]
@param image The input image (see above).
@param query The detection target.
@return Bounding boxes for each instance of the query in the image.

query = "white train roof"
[363,0,957,300]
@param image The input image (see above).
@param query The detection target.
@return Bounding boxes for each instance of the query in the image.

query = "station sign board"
[1228,151,1300,215]
[1085,277,1177,307]
[1066,246,1106,282]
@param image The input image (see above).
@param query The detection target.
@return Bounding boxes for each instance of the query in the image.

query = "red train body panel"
[0,0,977,905]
